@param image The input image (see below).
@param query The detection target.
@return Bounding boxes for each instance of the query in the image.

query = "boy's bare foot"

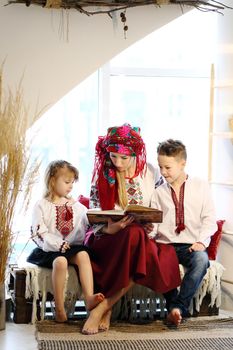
[167,308,182,326]
[55,308,67,323]
[85,293,105,311]
[99,309,112,331]
[82,299,108,335]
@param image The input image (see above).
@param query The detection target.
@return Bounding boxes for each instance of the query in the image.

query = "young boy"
[151,139,217,326]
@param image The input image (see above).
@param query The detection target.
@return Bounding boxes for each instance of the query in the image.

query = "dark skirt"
[86,223,181,297]
[27,245,90,269]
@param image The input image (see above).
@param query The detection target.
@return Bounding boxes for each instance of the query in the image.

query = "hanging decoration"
[6,1,233,38]
[6,1,233,15]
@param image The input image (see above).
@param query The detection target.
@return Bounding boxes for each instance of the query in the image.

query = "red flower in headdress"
[117,124,131,138]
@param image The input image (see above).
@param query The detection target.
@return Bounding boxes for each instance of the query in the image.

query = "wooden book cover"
[87,204,162,224]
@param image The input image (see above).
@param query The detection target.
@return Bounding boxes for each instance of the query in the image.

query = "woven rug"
[36,317,233,350]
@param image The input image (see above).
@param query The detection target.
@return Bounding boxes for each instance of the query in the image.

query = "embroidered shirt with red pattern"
[55,203,74,236]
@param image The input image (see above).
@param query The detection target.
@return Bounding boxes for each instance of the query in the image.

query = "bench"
[8,260,224,324]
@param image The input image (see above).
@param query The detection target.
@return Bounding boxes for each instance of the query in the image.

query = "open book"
[87,204,162,224]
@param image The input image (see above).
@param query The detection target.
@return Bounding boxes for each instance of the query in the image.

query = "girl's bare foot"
[55,308,67,323]
[99,309,112,331]
[82,299,108,335]
[167,308,182,326]
[85,293,105,311]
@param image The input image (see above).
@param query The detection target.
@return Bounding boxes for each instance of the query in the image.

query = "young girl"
[27,160,104,334]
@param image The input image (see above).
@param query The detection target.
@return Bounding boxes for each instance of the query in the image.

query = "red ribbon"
[64,203,73,221]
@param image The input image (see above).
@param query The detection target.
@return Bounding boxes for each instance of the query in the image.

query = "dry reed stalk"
[0,68,38,284]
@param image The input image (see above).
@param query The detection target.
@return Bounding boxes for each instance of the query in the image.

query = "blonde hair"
[44,160,79,200]
[116,171,128,210]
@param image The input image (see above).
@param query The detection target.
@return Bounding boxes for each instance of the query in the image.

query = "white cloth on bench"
[183,260,225,313]
[24,263,82,323]
[23,261,224,323]
[115,261,225,320]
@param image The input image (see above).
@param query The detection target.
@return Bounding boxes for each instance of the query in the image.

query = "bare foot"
[167,308,182,326]
[85,293,105,311]
[99,309,112,331]
[82,299,108,335]
[55,308,67,323]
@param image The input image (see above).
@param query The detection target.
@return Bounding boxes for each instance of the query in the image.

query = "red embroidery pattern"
[56,205,74,236]
[126,179,143,205]
[171,182,186,234]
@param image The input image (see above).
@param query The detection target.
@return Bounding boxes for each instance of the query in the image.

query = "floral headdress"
[93,123,146,209]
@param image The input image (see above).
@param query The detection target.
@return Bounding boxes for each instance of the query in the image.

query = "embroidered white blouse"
[151,177,217,247]
[31,198,89,252]
[90,163,160,209]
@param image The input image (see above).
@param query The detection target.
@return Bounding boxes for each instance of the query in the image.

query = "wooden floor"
[0,322,37,350]
[0,309,233,350]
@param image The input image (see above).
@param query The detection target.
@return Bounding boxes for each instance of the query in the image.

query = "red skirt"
[86,223,181,297]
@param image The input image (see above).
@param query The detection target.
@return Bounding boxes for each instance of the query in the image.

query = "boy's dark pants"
[164,243,209,317]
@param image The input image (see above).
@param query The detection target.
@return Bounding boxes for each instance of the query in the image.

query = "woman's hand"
[143,223,154,235]
[102,215,134,235]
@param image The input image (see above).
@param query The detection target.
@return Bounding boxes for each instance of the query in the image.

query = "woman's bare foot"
[85,293,105,311]
[99,309,112,331]
[82,299,109,335]
[55,308,67,323]
[167,308,182,326]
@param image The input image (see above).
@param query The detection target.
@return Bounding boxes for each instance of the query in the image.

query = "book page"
[87,209,124,215]
[87,205,162,224]
[87,209,126,225]
[125,204,160,212]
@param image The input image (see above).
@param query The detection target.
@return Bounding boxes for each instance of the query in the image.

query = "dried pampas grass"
[0,67,38,284]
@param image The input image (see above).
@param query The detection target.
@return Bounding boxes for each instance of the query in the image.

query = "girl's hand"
[143,223,154,235]
[189,242,206,252]
[61,241,70,253]
[103,215,134,235]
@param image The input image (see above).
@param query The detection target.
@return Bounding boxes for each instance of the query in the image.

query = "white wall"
[0,2,186,122]
[213,0,233,311]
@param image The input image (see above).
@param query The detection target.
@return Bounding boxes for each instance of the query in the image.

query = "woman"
[84,123,181,334]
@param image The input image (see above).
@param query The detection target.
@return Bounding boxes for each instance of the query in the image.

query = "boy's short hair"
[157,139,187,160]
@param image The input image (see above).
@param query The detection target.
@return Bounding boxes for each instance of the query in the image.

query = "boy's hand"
[103,215,134,235]
[189,242,206,252]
